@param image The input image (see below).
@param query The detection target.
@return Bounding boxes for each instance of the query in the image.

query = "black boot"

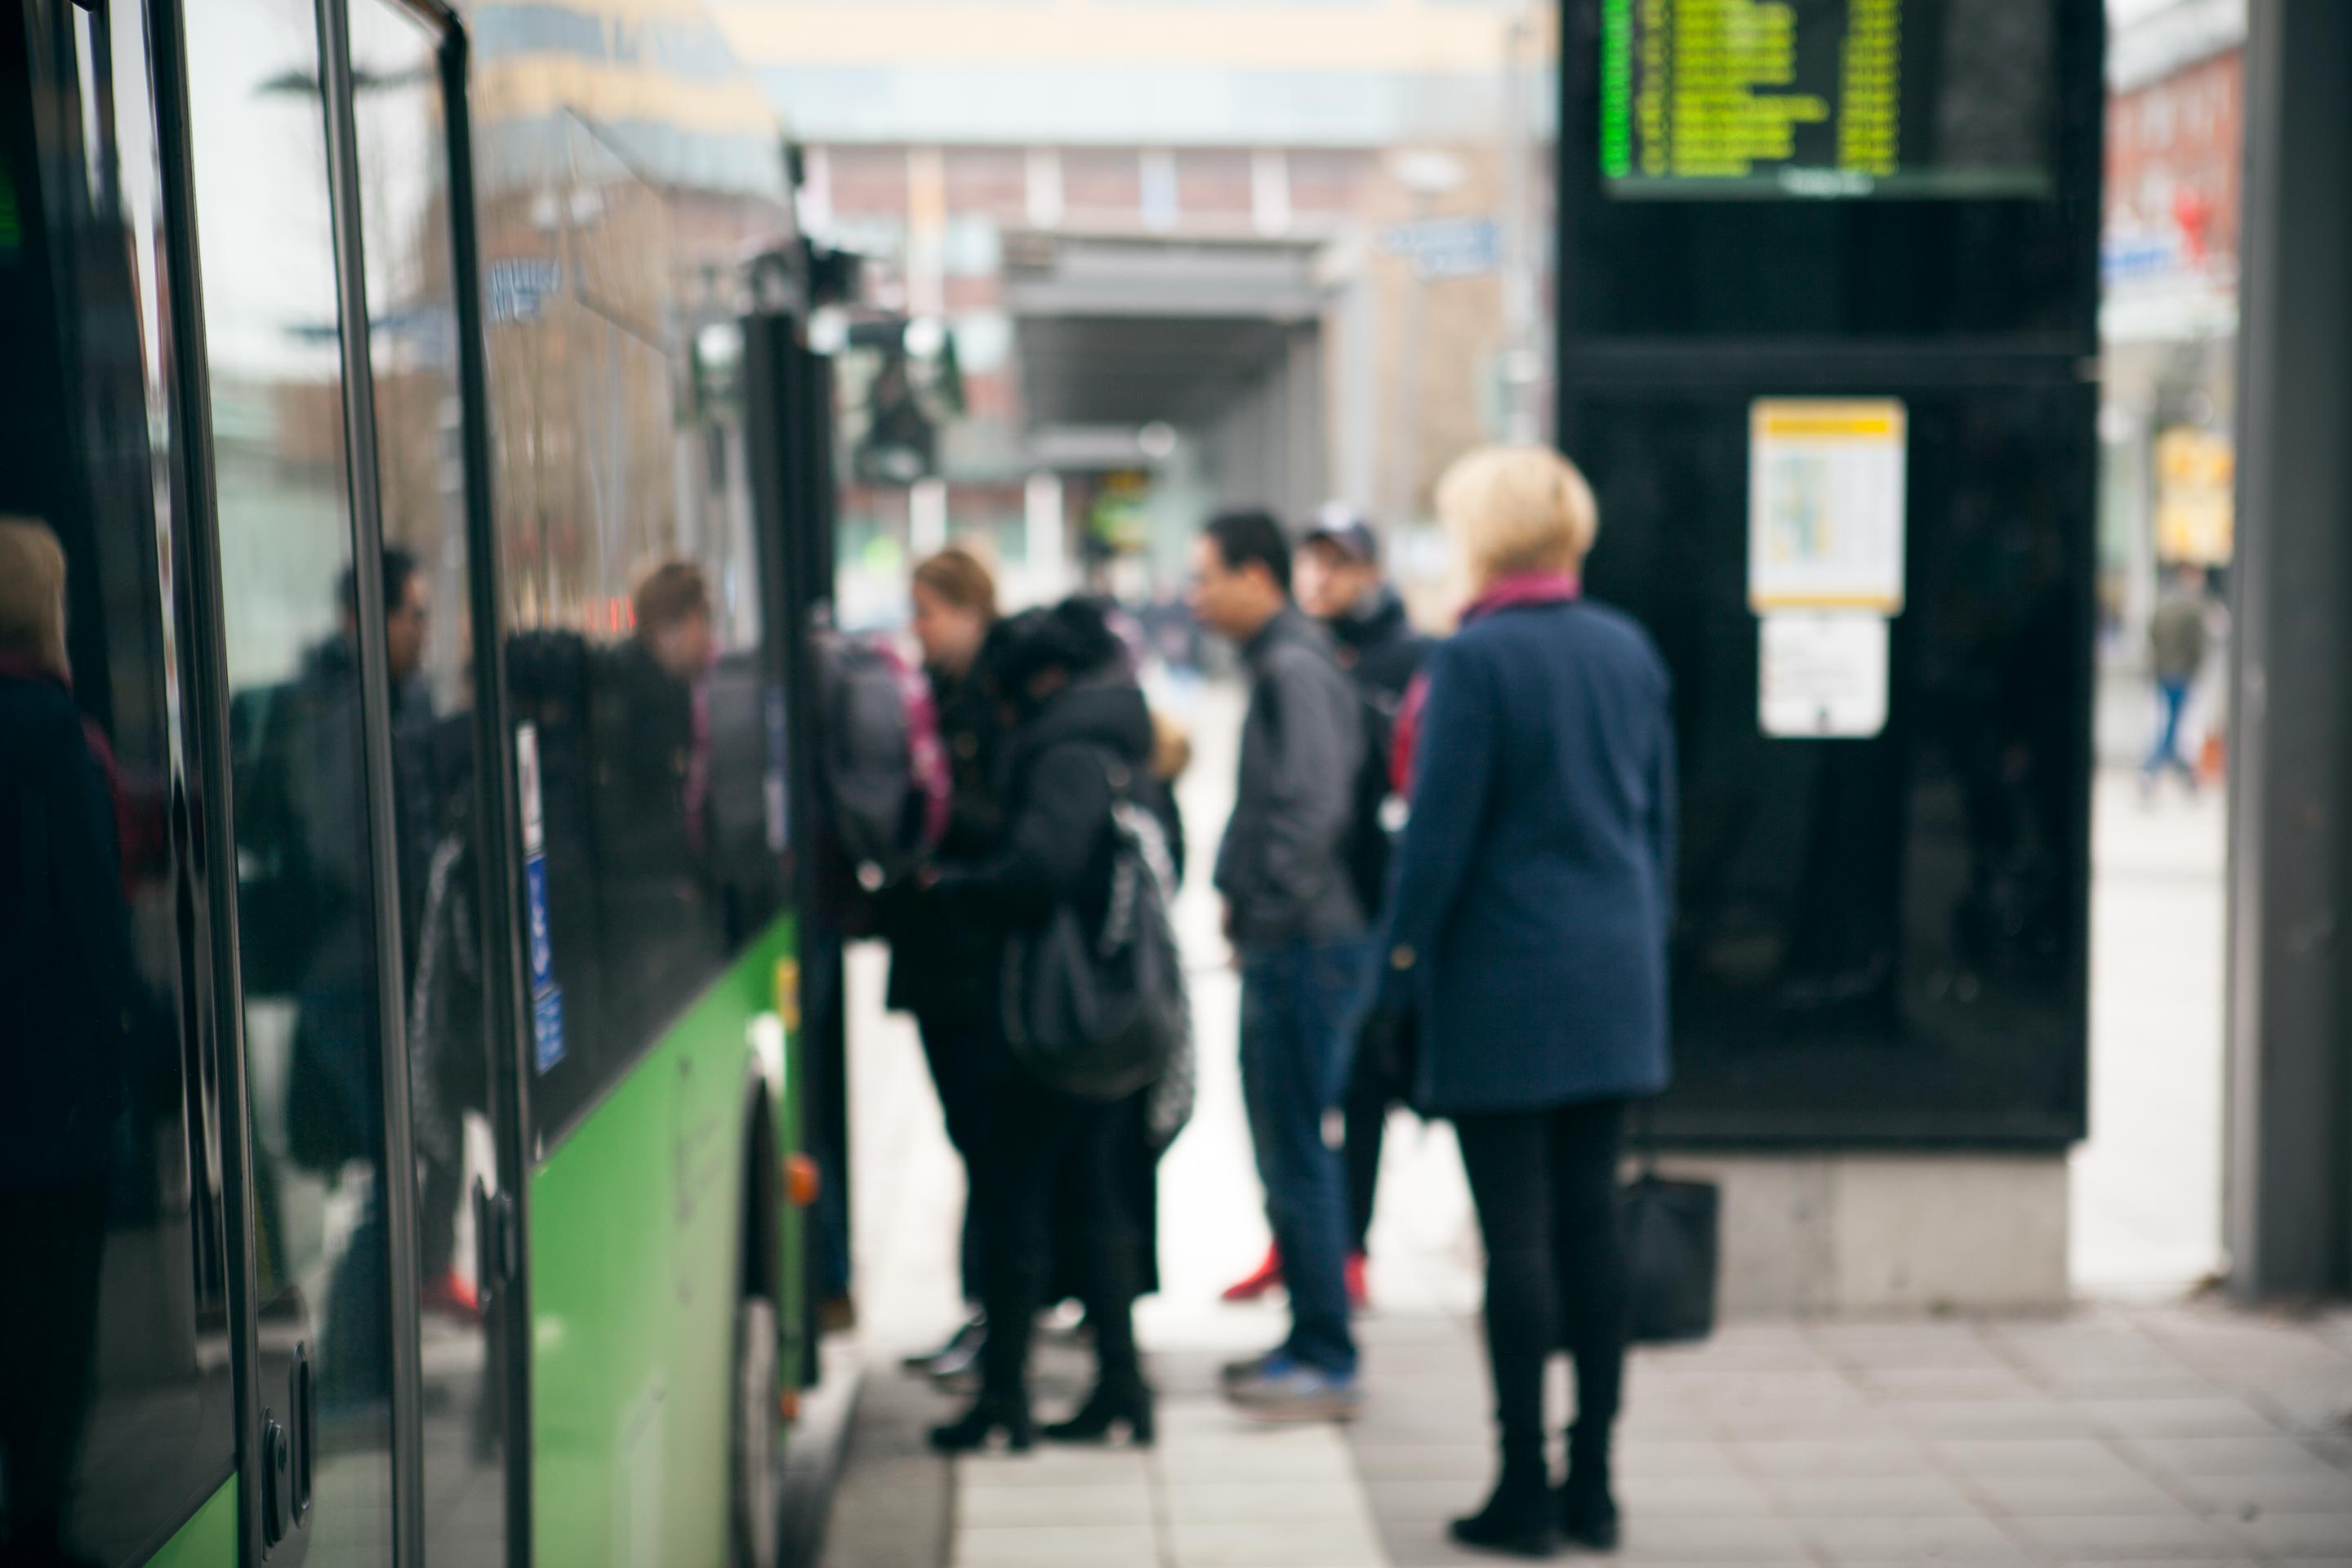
[1450,1450,1556,1559]
[928,1391,1034,1454]
[1558,1423,1619,1551]
[1043,1376,1155,1446]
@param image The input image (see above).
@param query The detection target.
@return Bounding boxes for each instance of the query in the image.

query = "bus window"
[348,0,511,1557]
[478,108,788,1143]
[185,0,398,1557]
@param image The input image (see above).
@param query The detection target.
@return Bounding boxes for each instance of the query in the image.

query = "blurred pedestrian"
[1381,448,1675,1556]
[2142,562,2210,796]
[0,518,155,1568]
[1221,509,1432,1310]
[1188,509,1370,1423]
[920,599,1160,1452]
[890,547,1005,1383]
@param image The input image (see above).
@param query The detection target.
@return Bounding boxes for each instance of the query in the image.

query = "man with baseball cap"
[1220,506,1432,1312]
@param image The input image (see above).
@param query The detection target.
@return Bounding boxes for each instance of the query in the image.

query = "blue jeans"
[2145,679,2193,780]
[1239,935,1372,1378]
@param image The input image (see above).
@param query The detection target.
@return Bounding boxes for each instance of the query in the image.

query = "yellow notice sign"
[1748,399,1909,614]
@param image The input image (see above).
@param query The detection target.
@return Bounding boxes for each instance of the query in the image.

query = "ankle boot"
[1559,1423,1619,1551]
[1043,1376,1155,1446]
[928,1390,1034,1454]
[1450,1449,1556,1559]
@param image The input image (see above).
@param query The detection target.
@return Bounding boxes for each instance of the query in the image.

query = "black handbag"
[1619,1103,1720,1345]
[1001,767,1187,1102]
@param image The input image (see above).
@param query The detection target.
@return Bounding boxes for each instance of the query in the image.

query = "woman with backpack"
[915,597,1164,1453]
[889,548,1006,1383]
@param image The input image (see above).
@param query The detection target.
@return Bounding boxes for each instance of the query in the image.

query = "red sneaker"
[1345,1251,1370,1313]
[421,1268,480,1321]
[1221,1245,1284,1303]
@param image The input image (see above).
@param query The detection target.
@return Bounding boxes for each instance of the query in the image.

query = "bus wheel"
[731,1292,782,1568]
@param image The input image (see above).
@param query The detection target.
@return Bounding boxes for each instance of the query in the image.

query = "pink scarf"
[1389,572,1581,797]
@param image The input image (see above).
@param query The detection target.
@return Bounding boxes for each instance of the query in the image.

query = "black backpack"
[1001,759,1187,1102]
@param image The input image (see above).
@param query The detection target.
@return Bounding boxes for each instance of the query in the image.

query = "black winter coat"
[0,672,151,1189]
[884,659,1008,1022]
[1325,585,1432,706]
[924,670,1155,1074]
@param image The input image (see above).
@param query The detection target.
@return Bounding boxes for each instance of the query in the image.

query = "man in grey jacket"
[1189,509,1370,1420]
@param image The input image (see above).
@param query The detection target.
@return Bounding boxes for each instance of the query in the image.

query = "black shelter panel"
[1570,382,2095,1147]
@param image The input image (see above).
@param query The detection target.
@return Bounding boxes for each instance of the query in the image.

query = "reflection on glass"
[477,82,785,1138]
[187,0,394,1558]
[1577,388,2087,1143]
[348,5,509,1557]
[0,10,233,1565]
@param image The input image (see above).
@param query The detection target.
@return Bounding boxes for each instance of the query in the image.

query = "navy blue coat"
[1383,599,1676,1116]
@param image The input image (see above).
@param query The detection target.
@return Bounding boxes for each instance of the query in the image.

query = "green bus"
[0,0,844,1562]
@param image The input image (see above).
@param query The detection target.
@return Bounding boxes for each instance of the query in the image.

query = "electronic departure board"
[1600,0,2056,198]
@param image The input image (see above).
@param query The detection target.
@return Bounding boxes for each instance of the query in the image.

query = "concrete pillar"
[2225,0,2352,1299]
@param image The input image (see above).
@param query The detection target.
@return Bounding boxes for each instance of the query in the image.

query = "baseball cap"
[1302,506,1379,565]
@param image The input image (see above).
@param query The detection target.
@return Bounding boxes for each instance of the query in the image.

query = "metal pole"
[2224,0,2352,1300]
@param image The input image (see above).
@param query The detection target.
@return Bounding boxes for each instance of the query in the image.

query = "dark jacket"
[1383,599,1676,1116]
[1325,584,1432,706]
[931,670,1153,926]
[595,638,704,882]
[0,671,149,1188]
[1322,585,1432,915]
[927,669,1156,1072]
[885,657,1008,1022]
[1214,606,1365,948]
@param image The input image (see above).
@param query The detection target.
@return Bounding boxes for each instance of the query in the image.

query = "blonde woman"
[1380,448,1676,1557]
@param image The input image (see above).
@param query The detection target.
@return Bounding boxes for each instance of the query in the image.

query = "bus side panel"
[528,918,795,1568]
[144,1481,237,1568]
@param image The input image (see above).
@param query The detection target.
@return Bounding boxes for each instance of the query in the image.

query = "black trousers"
[1342,1041,1401,1254]
[972,1074,1142,1405]
[1454,1099,1628,1461]
[915,1009,996,1305]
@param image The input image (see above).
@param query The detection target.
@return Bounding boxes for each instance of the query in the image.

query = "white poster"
[1759,612,1889,739]
[1748,399,1909,614]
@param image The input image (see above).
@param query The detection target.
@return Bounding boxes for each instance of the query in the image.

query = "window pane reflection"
[188,0,395,1557]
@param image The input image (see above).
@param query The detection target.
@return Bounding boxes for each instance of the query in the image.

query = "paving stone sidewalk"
[911,1300,2352,1568]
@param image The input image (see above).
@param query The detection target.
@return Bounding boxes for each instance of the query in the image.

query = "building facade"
[712,0,1557,613]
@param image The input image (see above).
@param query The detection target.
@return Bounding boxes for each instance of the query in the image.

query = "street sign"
[1380,216,1499,280]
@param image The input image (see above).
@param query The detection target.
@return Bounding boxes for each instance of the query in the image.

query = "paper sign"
[516,723,545,856]
[1748,399,1908,614]
[1759,612,1888,739]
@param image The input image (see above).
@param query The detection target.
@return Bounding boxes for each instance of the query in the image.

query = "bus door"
[177,0,528,1561]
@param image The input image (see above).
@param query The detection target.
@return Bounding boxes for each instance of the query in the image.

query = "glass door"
[343,2,524,1562]
[181,0,405,1557]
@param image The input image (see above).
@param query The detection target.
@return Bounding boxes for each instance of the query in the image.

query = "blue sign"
[523,852,555,994]
[532,986,566,1075]
[1380,216,1500,280]
[487,256,561,324]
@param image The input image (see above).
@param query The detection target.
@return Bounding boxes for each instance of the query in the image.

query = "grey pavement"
[818,682,2314,1568]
